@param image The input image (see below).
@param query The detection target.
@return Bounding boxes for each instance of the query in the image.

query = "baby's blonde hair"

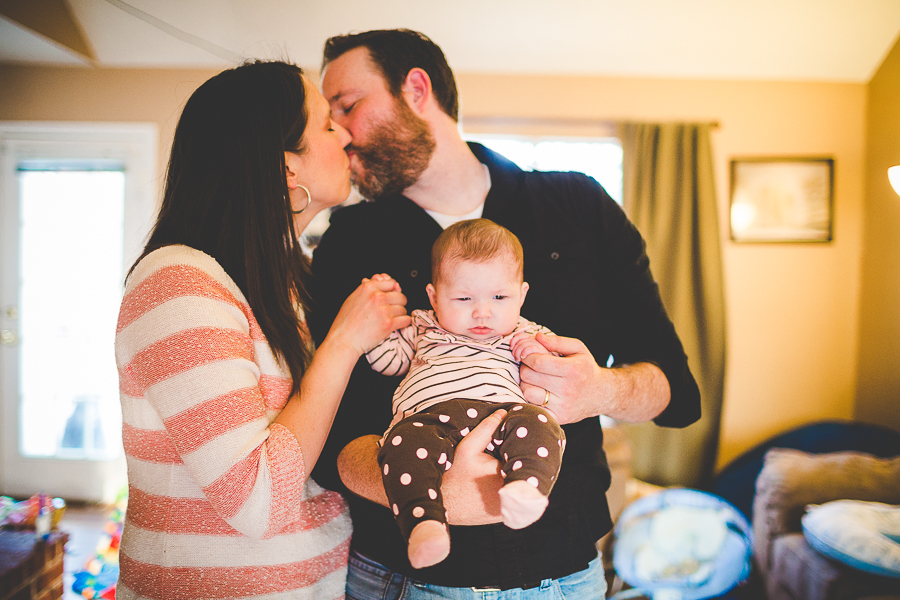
[431,219,524,286]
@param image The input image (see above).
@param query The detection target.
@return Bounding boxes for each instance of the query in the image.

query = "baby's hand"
[510,332,551,362]
[367,273,401,292]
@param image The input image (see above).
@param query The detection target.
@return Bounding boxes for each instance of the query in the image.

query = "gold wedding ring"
[542,389,551,406]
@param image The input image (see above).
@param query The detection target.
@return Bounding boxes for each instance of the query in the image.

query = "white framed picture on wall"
[729,157,834,243]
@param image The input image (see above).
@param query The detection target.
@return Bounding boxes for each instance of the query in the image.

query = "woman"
[114,61,410,600]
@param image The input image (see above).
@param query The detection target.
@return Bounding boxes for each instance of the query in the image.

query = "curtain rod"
[463,116,720,129]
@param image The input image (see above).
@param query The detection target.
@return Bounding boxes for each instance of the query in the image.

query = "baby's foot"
[408,520,450,569]
[499,480,549,529]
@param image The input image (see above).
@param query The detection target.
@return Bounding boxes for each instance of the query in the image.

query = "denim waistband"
[347,550,606,600]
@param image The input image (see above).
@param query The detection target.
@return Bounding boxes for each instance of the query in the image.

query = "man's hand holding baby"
[518,332,671,425]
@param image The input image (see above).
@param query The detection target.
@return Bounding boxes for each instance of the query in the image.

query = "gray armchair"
[752,448,900,600]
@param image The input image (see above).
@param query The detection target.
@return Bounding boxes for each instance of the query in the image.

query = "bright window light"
[18,167,125,460]
[466,135,623,204]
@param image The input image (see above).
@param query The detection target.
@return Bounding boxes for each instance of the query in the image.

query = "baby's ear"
[520,281,529,306]
[426,283,437,308]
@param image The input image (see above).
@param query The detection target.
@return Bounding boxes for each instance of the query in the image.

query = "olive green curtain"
[620,122,726,487]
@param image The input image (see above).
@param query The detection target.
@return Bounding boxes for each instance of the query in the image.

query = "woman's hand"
[281,274,409,472]
[326,274,411,357]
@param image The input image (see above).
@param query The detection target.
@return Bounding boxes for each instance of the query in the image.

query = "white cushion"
[612,488,753,599]
[802,500,900,578]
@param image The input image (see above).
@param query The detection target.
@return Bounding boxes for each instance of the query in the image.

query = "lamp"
[890,165,900,196]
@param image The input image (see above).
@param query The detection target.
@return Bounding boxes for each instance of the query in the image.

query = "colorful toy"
[71,488,126,599]
[0,493,66,532]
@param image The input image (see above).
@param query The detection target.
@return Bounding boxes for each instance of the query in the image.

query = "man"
[308,29,701,600]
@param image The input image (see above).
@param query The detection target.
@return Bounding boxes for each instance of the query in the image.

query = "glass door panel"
[18,169,125,461]
[0,124,157,503]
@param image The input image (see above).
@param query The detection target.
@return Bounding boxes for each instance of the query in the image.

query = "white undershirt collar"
[425,164,491,229]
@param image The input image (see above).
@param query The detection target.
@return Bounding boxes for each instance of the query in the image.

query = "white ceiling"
[2,0,900,82]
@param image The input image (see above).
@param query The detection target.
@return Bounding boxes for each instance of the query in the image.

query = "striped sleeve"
[115,247,307,541]
[365,324,416,376]
[513,317,554,338]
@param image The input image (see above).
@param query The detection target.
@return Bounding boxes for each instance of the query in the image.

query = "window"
[18,164,127,459]
[465,134,623,204]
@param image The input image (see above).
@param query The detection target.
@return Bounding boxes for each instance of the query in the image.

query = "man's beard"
[349,98,436,200]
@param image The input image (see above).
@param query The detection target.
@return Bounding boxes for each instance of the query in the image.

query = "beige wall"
[857,36,900,429]
[0,65,218,182]
[0,63,875,472]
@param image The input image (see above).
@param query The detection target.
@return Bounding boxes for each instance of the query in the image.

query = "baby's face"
[426,257,528,340]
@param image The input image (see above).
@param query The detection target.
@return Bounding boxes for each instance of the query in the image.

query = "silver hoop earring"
[292,184,311,214]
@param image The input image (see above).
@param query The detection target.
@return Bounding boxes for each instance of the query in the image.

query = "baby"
[366,218,565,569]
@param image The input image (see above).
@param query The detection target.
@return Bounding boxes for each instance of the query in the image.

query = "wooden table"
[0,530,68,600]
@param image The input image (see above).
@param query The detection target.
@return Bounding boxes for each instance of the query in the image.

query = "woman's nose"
[333,120,352,148]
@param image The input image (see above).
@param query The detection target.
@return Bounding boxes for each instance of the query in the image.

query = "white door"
[0,123,157,503]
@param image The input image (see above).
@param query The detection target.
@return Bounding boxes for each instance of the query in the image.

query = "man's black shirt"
[308,143,701,589]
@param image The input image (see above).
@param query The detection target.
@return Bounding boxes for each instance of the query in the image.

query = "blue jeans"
[345,549,608,600]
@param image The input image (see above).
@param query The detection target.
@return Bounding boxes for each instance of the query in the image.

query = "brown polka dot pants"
[377,398,565,540]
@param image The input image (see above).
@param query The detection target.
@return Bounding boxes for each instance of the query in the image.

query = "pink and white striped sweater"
[114,245,350,600]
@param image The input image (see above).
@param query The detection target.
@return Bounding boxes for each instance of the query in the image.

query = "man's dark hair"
[323,29,459,122]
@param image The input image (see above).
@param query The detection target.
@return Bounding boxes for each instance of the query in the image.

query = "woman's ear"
[401,68,432,114]
[284,152,301,188]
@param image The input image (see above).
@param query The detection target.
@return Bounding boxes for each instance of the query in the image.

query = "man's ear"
[426,283,437,308]
[520,281,529,307]
[401,68,432,114]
